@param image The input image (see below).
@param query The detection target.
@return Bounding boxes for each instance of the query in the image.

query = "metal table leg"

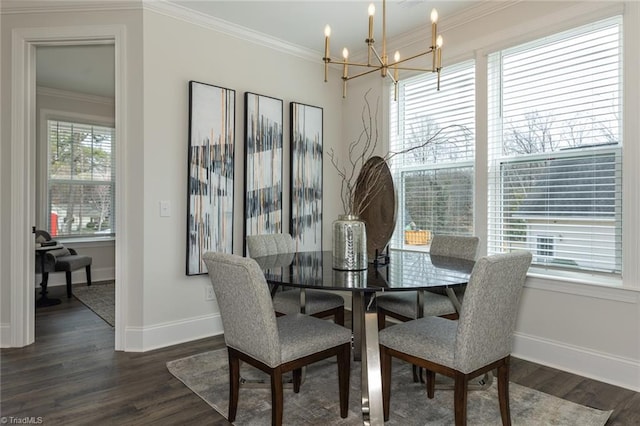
[352,292,363,361]
[354,292,384,426]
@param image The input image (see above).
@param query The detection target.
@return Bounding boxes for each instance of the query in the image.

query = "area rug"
[73,281,115,327]
[167,348,612,425]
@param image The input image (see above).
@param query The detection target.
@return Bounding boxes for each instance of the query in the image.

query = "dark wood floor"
[1,286,638,425]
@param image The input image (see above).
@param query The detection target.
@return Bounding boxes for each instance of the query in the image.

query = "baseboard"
[123,313,224,352]
[34,267,114,288]
[513,331,640,392]
[0,323,11,347]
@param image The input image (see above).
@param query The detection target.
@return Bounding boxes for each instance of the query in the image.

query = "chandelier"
[322,0,443,100]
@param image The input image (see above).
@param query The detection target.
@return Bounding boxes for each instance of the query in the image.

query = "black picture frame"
[243,92,284,255]
[186,80,236,275]
[290,102,323,251]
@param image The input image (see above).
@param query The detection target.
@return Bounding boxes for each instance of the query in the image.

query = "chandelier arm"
[389,49,436,67]
[335,60,381,68]
[395,66,438,73]
[343,67,383,81]
[369,45,385,68]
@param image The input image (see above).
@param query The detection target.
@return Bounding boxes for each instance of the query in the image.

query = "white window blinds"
[488,16,622,275]
[389,61,475,248]
[47,120,116,237]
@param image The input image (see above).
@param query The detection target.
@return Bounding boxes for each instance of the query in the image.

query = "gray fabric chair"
[376,235,479,329]
[246,233,346,326]
[202,252,351,426]
[379,250,532,425]
[35,230,92,298]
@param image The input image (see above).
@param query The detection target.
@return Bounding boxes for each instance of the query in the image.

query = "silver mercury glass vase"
[332,214,367,271]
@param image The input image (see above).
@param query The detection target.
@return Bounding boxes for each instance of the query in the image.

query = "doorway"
[9,25,128,350]
[34,43,116,326]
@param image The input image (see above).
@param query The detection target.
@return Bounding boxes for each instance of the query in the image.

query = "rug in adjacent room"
[167,348,612,426]
[73,281,115,327]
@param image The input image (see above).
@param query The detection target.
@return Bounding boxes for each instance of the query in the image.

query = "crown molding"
[142,0,319,63]
[0,1,140,15]
[37,86,115,105]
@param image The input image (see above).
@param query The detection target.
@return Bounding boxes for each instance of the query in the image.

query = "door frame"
[10,25,128,349]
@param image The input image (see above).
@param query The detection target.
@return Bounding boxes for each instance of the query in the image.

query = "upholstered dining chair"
[35,229,92,298]
[202,252,351,426]
[246,233,346,326]
[376,234,479,329]
[378,250,532,425]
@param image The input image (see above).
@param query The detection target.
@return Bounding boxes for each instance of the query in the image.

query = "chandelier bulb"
[430,8,438,23]
[324,25,331,37]
[368,4,375,16]
[394,51,400,62]
[343,48,349,59]
[436,35,443,48]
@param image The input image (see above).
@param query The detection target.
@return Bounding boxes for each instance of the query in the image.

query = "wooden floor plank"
[1,294,638,424]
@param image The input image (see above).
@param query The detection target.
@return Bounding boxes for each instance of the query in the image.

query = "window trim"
[39,109,115,240]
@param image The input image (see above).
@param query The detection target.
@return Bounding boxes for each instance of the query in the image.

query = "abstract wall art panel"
[243,92,283,255]
[290,102,323,251]
[187,81,235,275]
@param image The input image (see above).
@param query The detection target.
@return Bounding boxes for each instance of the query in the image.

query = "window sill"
[526,269,639,303]
[53,236,115,247]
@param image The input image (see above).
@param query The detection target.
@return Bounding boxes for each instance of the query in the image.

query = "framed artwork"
[290,102,323,251]
[186,81,236,275]
[243,92,283,255]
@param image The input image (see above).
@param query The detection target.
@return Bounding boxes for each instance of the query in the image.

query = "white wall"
[137,9,344,348]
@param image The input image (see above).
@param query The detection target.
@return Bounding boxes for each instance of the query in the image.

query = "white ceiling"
[34,0,484,98]
[168,0,480,53]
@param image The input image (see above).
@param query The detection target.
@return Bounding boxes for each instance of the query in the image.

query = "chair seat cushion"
[54,255,92,272]
[379,316,458,369]
[273,290,344,315]
[376,291,456,318]
[276,314,352,365]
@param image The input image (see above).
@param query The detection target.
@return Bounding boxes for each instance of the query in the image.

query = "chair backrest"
[430,235,479,261]
[454,250,532,373]
[246,233,295,258]
[202,252,282,367]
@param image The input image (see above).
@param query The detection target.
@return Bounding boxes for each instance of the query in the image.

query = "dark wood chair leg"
[426,369,436,398]
[335,306,345,326]
[337,343,350,418]
[381,346,392,421]
[228,352,240,422]
[271,367,284,426]
[86,265,92,286]
[454,373,469,426]
[65,271,73,298]
[292,368,302,393]
[497,357,512,426]
[377,309,386,331]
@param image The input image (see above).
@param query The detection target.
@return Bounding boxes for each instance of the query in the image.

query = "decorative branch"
[327,89,470,217]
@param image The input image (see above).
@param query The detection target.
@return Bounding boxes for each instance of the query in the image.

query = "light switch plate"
[159,200,171,217]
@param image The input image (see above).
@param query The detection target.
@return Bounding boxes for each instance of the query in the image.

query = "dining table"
[253,249,474,426]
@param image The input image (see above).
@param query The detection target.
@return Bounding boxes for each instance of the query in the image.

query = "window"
[47,119,115,238]
[536,235,555,260]
[389,61,475,249]
[488,17,622,275]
